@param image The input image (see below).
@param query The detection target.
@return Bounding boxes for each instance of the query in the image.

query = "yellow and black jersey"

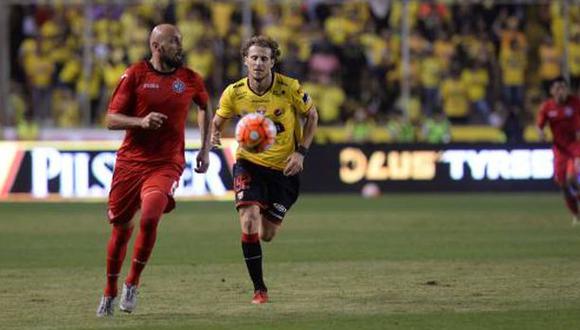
[217,72,314,170]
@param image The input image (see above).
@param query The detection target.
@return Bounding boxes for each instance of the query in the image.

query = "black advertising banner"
[301,143,557,193]
[0,140,235,200]
[0,141,558,200]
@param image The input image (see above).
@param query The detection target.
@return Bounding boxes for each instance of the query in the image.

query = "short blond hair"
[241,35,281,63]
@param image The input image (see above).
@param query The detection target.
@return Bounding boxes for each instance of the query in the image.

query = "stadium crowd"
[8,0,580,143]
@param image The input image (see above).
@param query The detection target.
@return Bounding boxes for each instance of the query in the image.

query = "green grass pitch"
[1,193,580,329]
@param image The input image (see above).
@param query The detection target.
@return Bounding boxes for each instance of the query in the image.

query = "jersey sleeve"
[291,79,314,116]
[536,102,547,129]
[216,84,235,119]
[191,71,209,110]
[107,67,137,115]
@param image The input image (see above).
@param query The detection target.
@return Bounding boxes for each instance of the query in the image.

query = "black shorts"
[233,159,300,223]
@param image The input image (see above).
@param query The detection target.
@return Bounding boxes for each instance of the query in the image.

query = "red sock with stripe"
[104,224,133,297]
[125,191,168,286]
[241,233,267,291]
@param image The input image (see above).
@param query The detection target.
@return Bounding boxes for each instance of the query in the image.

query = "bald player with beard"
[96,24,212,317]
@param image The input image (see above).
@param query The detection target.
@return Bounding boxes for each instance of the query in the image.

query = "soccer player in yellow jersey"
[211,35,319,304]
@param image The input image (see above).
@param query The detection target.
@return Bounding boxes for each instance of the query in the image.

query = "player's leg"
[97,166,142,317]
[260,215,281,242]
[565,158,580,226]
[555,155,579,223]
[233,160,269,303]
[122,168,179,313]
[239,204,268,299]
[261,170,300,242]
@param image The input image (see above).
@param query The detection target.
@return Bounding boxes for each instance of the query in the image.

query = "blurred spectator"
[461,60,491,123]
[538,35,562,96]
[417,0,450,41]
[440,68,469,124]
[340,35,368,100]
[303,73,346,126]
[433,30,455,72]
[419,45,443,116]
[386,110,415,142]
[24,45,54,126]
[279,40,307,82]
[502,106,524,143]
[421,111,451,144]
[500,39,526,109]
[53,88,80,127]
[346,106,375,143]
[496,15,527,50]
[324,4,362,46]
[308,32,340,83]
[570,32,580,93]
[186,37,215,82]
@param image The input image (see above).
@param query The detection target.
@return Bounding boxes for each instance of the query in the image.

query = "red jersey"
[537,95,580,156]
[108,60,209,167]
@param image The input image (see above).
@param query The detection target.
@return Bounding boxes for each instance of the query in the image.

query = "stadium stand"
[5,0,580,143]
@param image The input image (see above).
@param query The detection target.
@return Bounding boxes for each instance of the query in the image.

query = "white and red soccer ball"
[235,113,277,153]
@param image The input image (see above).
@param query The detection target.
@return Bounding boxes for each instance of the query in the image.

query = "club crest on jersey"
[172,79,185,93]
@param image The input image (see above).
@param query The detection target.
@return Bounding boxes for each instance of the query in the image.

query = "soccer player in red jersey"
[96,24,212,317]
[212,36,318,304]
[537,77,580,226]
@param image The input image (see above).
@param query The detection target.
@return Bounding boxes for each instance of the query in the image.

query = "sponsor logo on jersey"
[251,99,269,103]
[143,83,160,89]
[548,110,557,117]
[172,79,186,93]
[565,106,573,117]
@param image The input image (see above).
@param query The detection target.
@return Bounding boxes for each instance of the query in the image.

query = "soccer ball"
[361,182,381,198]
[235,113,277,153]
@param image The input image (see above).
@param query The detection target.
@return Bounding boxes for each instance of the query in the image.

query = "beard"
[161,51,183,69]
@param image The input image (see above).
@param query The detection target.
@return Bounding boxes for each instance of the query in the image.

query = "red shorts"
[553,152,577,185]
[107,162,182,224]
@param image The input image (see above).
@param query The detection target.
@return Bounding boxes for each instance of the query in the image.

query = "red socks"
[125,191,168,286]
[104,225,133,297]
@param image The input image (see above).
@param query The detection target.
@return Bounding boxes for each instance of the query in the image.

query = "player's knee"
[260,231,275,242]
[140,215,160,232]
[239,206,261,233]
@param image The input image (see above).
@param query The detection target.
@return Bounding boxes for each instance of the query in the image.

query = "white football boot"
[96,296,116,317]
[119,283,138,313]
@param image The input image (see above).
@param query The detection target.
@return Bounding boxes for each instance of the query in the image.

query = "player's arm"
[106,112,168,130]
[197,101,212,151]
[211,114,229,147]
[194,100,212,174]
[299,106,319,151]
[212,88,234,147]
[536,103,547,142]
[283,106,319,177]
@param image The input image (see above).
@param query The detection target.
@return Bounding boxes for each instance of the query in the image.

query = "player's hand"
[211,130,222,147]
[283,152,304,176]
[195,148,210,173]
[141,112,168,130]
